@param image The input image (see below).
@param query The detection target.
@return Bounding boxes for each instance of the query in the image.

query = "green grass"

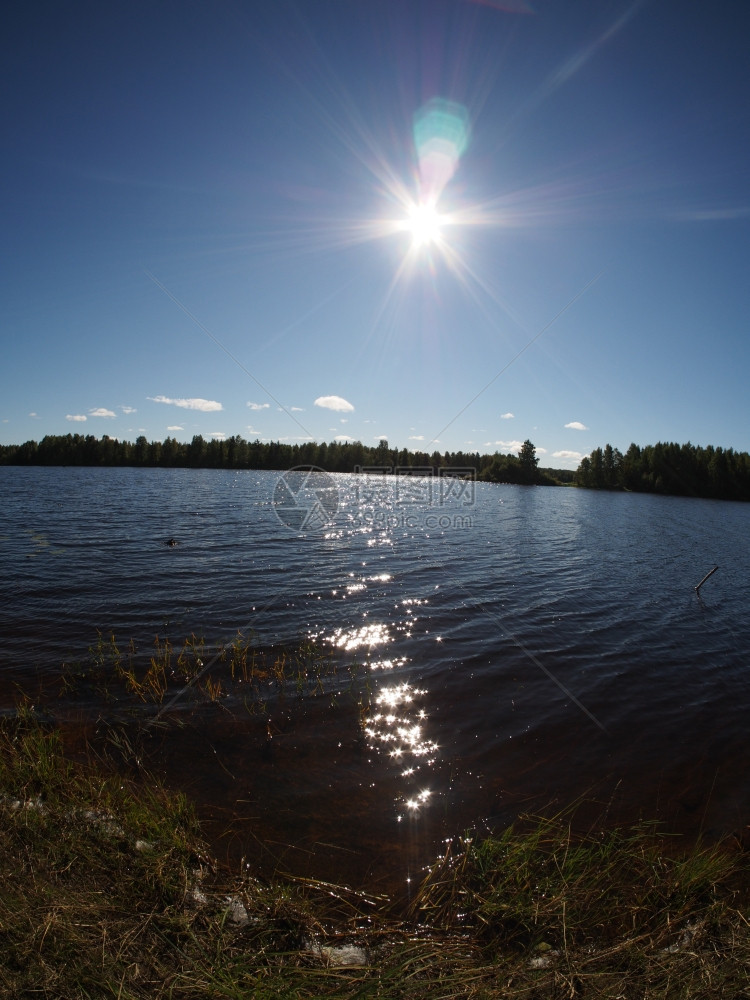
[412,816,750,995]
[1,704,749,998]
[56,630,361,713]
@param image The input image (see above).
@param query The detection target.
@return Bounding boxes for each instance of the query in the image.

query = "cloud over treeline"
[149,396,223,412]
[314,395,354,412]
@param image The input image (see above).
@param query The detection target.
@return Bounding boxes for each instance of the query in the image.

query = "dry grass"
[411,813,750,997]
[1,704,749,998]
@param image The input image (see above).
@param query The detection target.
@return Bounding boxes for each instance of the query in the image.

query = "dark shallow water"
[1,466,749,893]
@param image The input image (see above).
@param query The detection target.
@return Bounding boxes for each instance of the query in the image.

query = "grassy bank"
[1,706,749,998]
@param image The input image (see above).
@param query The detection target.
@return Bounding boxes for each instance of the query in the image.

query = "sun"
[403,201,443,247]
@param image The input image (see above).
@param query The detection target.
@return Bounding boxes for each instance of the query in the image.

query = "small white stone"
[319,944,368,967]
[662,919,704,953]
[190,886,209,906]
[224,896,250,925]
[528,949,559,969]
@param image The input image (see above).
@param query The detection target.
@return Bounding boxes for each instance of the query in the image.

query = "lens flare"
[390,98,470,256]
[413,97,470,206]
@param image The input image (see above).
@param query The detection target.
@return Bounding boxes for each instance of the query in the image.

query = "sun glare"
[404,202,443,247]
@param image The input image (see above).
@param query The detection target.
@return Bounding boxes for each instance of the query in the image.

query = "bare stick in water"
[695,565,719,593]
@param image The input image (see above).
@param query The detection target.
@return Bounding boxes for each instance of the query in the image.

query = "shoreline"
[2,702,748,998]
[2,631,748,900]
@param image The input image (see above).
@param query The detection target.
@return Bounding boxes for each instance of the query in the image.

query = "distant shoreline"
[1,433,749,501]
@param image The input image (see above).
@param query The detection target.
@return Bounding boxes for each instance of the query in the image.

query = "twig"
[694,565,719,594]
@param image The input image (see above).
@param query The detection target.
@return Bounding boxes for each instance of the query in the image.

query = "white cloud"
[375,434,389,440]
[246,426,260,435]
[494,439,525,452]
[500,412,514,419]
[120,405,137,414]
[167,425,184,431]
[314,395,354,412]
[409,435,425,441]
[89,407,116,418]
[553,450,584,461]
[149,396,223,412]
[565,421,588,431]
[29,412,39,418]
[209,432,226,440]
[335,435,354,442]
[247,402,270,410]
[66,414,87,422]
[536,447,548,455]
[290,406,304,412]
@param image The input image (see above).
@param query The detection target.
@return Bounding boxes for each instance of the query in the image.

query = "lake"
[1,466,749,896]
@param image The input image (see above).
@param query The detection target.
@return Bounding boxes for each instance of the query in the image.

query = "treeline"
[0,433,563,486]
[478,439,557,486]
[0,433,563,485]
[0,432,552,482]
[576,442,750,501]
[5,434,745,498]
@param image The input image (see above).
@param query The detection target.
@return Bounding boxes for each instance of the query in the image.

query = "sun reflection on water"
[369,657,408,671]
[364,682,439,781]
[325,622,392,650]
[307,580,442,827]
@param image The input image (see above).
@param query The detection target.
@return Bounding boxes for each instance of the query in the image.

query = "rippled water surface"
[2,466,749,892]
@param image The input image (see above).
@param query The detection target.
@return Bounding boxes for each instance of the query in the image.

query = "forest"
[0,433,559,486]
[575,441,750,501]
[4,433,748,500]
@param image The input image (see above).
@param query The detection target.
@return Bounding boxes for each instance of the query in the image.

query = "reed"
[57,629,358,713]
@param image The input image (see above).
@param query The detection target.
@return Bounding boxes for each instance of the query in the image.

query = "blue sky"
[2,0,749,468]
